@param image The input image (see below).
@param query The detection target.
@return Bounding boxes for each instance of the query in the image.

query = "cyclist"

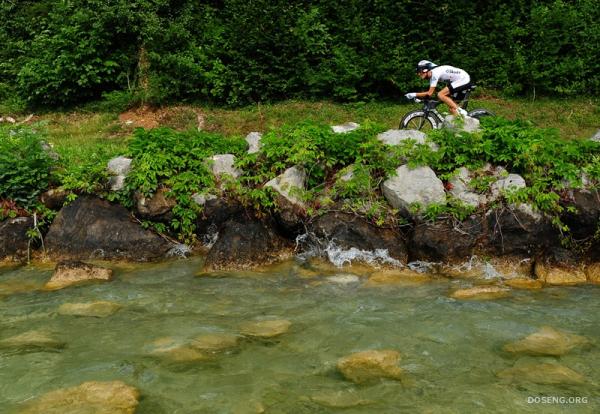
[405,60,470,116]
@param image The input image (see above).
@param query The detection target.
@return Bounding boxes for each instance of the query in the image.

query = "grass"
[4,93,599,157]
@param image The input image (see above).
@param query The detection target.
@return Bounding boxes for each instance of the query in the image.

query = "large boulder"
[534,247,587,285]
[203,218,293,271]
[194,196,245,243]
[264,166,307,233]
[45,261,113,290]
[45,196,171,261]
[560,189,600,247]
[486,205,556,256]
[0,217,33,261]
[382,165,445,218]
[410,215,485,262]
[336,350,403,384]
[307,212,408,265]
[20,381,139,414]
[489,174,526,202]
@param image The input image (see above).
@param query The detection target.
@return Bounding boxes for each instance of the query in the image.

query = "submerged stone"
[326,274,361,284]
[20,380,139,414]
[336,350,403,384]
[587,263,600,284]
[497,363,585,385]
[450,285,511,300]
[240,319,291,338]
[45,261,113,290]
[190,333,240,353]
[57,301,122,317]
[503,326,590,356]
[366,269,432,286]
[0,330,65,352]
[311,390,374,408]
[503,278,543,290]
[148,338,209,363]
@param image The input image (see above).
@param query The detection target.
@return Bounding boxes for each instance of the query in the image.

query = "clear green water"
[1,258,599,413]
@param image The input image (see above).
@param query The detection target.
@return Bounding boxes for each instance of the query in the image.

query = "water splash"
[408,260,439,273]
[167,244,192,258]
[324,242,402,268]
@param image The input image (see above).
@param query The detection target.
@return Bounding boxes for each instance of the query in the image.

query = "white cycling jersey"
[429,65,470,89]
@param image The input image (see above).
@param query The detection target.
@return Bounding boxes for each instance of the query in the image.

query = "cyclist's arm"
[416,87,436,99]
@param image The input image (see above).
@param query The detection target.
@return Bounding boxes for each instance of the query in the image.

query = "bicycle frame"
[415,87,474,128]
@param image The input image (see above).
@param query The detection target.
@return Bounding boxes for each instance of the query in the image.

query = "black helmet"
[416,60,437,73]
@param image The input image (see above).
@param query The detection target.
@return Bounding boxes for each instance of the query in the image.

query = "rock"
[326,274,361,284]
[382,165,446,217]
[503,326,590,356]
[265,166,307,233]
[20,381,139,414]
[490,257,534,279]
[504,278,543,290]
[0,217,33,261]
[448,167,485,208]
[108,175,127,191]
[587,263,600,284]
[487,205,556,256]
[442,115,480,133]
[377,129,438,151]
[410,216,484,262]
[134,187,176,218]
[560,189,600,243]
[497,363,585,385]
[332,122,360,133]
[490,174,526,201]
[307,212,408,265]
[192,193,218,206]
[245,131,262,153]
[203,218,292,271]
[534,262,587,286]
[45,196,172,261]
[190,333,240,353]
[311,390,373,408]
[240,319,291,338]
[57,301,121,317]
[450,285,510,300]
[207,154,242,179]
[337,165,355,182]
[149,338,209,363]
[107,156,133,176]
[366,269,432,286]
[590,129,600,142]
[336,350,403,384]
[40,188,69,210]
[0,330,65,352]
[45,261,113,290]
[195,196,244,240]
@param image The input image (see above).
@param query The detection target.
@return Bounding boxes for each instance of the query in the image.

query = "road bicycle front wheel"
[400,110,438,131]
[467,108,495,120]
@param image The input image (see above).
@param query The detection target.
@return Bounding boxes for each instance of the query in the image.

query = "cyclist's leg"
[438,86,459,114]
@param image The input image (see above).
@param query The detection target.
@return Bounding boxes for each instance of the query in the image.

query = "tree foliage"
[2,0,599,106]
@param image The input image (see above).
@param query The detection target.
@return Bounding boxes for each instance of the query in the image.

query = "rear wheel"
[467,108,495,120]
[400,110,438,131]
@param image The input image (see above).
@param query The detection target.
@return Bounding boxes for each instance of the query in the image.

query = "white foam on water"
[408,260,438,273]
[324,242,402,268]
[167,244,192,258]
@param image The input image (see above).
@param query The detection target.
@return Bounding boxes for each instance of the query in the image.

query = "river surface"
[1,258,599,413]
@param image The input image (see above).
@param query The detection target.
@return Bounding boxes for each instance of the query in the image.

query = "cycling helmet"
[416,60,438,73]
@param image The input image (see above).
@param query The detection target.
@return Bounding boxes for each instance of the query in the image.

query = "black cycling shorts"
[448,81,472,95]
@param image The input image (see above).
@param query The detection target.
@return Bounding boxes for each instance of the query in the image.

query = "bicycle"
[399,85,494,131]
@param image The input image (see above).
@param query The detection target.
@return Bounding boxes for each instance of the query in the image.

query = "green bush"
[0,125,54,207]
